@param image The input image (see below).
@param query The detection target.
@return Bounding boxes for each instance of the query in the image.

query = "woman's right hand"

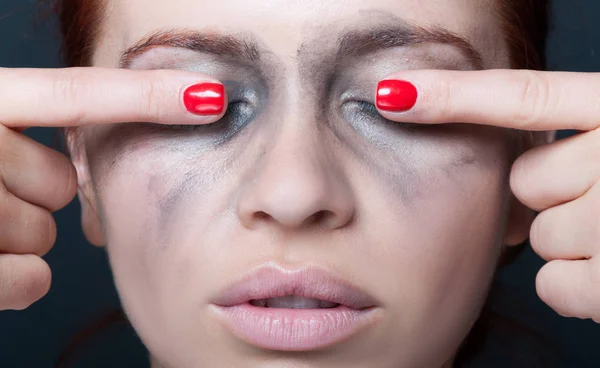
[0,67,227,311]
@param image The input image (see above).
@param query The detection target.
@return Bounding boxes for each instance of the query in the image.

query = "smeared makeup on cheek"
[81,121,241,251]
[82,44,275,246]
[86,9,515,257]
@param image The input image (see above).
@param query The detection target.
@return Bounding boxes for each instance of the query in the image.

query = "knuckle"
[51,69,87,124]
[429,78,454,122]
[0,189,56,255]
[138,75,167,121]
[514,70,552,128]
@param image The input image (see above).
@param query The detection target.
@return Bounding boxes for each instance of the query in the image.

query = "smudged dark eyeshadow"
[337,88,450,150]
[343,100,417,128]
[150,80,263,145]
[132,57,462,151]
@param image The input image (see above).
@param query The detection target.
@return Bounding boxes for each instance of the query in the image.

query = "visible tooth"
[266,296,321,309]
[250,299,267,307]
[319,300,340,309]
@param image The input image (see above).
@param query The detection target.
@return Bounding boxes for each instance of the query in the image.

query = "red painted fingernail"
[183,83,225,115]
[376,80,418,112]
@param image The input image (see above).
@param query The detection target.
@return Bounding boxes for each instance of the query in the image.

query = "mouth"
[210,264,381,351]
[248,295,341,309]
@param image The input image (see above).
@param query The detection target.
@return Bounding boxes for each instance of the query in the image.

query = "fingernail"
[376,80,418,112]
[183,83,225,115]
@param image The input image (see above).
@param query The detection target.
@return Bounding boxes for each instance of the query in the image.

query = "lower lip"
[211,303,379,351]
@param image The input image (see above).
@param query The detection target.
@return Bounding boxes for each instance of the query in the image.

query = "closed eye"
[169,100,252,131]
[343,100,420,129]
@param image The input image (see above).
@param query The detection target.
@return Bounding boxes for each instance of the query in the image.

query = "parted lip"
[211,264,378,310]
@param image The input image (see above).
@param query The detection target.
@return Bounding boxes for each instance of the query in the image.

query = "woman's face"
[73,0,530,367]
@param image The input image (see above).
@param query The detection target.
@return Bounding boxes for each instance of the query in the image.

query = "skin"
[74,0,531,367]
[0,0,599,367]
[378,69,600,323]
[0,66,228,310]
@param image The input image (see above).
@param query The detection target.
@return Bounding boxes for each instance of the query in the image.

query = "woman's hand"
[0,67,226,311]
[376,69,600,322]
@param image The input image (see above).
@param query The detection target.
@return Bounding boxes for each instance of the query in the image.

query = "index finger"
[376,69,600,131]
[0,67,227,128]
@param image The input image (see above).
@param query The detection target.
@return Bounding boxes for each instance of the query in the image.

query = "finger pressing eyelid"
[0,67,228,128]
[95,69,229,126]
[375,69,600,131]
[374,71,454,124]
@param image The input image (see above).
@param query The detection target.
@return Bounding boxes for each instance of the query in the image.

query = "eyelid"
[168,100,241,130]
[338,90,377,112]
[340,90,371,103]
[340,95,425,130]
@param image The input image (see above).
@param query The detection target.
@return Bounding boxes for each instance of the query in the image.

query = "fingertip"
[535,262,560,314]
[183,82,227,117]
[375,70,446,124]
[0,255,52,311]
[536,260,591,319]
[28,256,52,304]
[375,79,419,114]
[128,69,228,127]
[40,213,58,257]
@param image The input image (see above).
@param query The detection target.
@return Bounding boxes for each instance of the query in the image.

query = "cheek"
[84,130,243,343]
[344,127,511,357]
[82,117,513,364]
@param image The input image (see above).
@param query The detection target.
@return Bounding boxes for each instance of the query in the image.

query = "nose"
[237,129,355,231]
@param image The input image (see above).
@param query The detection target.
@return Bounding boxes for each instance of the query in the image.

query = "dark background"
[0,0,599,367]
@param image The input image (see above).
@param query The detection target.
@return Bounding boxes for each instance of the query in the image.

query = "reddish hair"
[497,0,550,69]
[55,0,549,69]
[54,0,106,67]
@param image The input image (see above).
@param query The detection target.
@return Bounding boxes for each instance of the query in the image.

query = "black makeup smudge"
[86,9,510,256]
[154,170,202,248]
[288,15,491,209]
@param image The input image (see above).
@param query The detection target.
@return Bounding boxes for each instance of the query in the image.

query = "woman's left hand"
[376,69,600,322]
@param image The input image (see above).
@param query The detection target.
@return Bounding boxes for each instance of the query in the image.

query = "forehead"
[95,0,508,68]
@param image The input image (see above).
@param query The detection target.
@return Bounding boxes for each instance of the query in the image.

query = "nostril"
[251,210,336,228]
[304,210,333,226]
[255,211,272,222]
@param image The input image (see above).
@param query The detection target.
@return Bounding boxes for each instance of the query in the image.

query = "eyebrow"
[119,30,261,68]
[119,23,484,70]
[337,24,484,69]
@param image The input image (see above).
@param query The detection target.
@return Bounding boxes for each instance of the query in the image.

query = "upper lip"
[211,263,378,310]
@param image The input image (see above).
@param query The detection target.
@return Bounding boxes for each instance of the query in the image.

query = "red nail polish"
[376,80,418,112]
[183,83,225,115]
